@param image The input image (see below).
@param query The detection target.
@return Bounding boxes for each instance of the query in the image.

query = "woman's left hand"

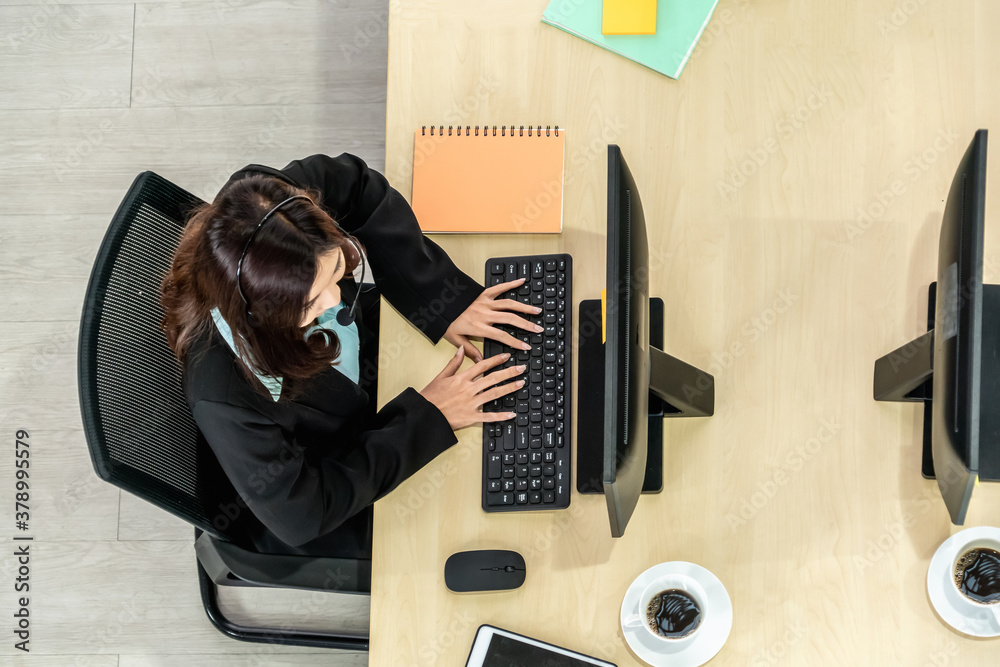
[443,278,544,362]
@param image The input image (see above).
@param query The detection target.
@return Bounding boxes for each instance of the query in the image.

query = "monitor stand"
[874,282,1000,481]
[576,298,715,495]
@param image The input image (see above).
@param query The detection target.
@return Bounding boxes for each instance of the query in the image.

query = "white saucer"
[927,526,1000,638]
[620,562,733,667]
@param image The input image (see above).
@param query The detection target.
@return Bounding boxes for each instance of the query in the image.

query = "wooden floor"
[0,1,387,664]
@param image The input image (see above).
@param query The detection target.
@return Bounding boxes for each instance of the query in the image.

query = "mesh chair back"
[78,172,252,547]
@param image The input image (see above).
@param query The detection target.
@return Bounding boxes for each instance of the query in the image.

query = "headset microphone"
[335,236,366,326]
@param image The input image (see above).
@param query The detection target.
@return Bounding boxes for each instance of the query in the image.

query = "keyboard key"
[488,454,501,479]
[489,492,513,505]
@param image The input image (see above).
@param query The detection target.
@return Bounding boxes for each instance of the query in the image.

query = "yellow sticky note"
[601,288,607,343]
[602,0,657,35]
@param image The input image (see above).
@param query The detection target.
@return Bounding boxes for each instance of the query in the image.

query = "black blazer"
[183,154,484,557]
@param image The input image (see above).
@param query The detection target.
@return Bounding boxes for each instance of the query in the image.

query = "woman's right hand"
[419,347,526,431]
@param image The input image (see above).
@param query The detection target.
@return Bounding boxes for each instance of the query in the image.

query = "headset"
[235,195,369,328]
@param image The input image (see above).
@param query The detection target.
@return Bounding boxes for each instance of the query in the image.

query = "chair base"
[194,528,369,650]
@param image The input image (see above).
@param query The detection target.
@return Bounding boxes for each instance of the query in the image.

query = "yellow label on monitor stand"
[601,288,607,343]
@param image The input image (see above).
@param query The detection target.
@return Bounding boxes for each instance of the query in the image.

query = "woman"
[160,153,540,557]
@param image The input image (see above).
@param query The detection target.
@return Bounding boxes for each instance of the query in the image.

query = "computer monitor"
[577,145,715,538]
[874,129,999,525]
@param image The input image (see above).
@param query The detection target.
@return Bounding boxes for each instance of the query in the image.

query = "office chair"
[77,171,370,651]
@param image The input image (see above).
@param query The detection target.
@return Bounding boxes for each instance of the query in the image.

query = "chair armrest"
[195,531,371,593]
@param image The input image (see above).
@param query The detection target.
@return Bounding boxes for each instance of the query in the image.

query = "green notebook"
[542,0,720,79]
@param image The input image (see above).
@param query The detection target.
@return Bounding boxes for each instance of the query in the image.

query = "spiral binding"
[421,125,559,137]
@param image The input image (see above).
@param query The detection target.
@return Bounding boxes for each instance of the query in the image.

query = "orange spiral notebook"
[411,125,566,233]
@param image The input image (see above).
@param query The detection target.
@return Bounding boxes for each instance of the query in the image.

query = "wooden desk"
[372,1,1000,664]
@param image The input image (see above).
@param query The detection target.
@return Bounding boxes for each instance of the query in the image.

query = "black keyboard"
[482,254,572,512]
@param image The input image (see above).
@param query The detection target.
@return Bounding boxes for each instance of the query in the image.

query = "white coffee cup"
[951,536,1000,625]
[622,573,707,645]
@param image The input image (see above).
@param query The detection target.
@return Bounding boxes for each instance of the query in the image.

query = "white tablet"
[465,625,617,667]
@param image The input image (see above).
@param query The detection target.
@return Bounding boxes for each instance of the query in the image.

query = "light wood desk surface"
[372,1,1000,664]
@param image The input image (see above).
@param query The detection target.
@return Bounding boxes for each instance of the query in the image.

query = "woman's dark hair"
[160,174,360,399]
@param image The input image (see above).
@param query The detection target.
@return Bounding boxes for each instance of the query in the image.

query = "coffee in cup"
[953,547,1000,605]
[645,588,702,639]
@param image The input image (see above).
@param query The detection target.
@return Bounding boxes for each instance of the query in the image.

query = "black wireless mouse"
[444,550,526,593]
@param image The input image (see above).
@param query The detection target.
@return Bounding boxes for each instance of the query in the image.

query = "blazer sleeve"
[191,387,457,548]
[280,153,485,343]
